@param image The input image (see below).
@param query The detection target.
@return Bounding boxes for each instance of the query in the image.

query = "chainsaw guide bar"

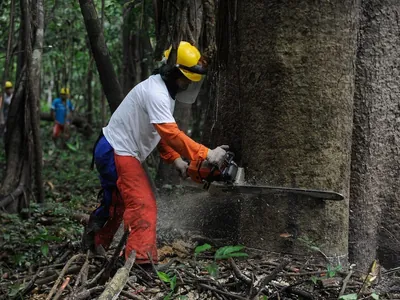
[209,182,344,201]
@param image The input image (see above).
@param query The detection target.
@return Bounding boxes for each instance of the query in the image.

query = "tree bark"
[207,0,360,262]
[154,0,207,185]
[0,0,42,212]
[79,0,124,113]
[30,0,45,203]
[1,0,16,127]
[86,58,93,125]
[40,112,92,136]
[350,0,400,270]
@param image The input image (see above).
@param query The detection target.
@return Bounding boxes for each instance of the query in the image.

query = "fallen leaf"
[280,233,293,238]
[46,181,55,190]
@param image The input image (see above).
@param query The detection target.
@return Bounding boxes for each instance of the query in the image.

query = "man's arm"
[154,123,208,161]
[157,138,181,164]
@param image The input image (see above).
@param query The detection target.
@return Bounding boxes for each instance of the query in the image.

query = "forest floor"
[0,124,400,299]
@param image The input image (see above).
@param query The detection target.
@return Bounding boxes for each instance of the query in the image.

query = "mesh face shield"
[175,77,205,104]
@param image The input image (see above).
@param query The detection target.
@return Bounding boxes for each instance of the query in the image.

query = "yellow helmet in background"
[60,87,70,95]
[164,41,206,82]
[5,81,13,88]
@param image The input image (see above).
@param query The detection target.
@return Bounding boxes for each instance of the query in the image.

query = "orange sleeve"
[154,123,209,161]
[157,139,181,164]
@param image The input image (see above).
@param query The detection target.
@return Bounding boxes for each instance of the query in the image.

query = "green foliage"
[157,271,177,300]
[205,261,219,278]
[326,264,342,278]
[194,243,211,257]
[297,236,323,253]
[371,293,379,299]
[194,244,248,278]
[310,276,318,284]
[214,245,248,260]
[0,201,83,268]
[309,263,342,285]
[0,124,99,271]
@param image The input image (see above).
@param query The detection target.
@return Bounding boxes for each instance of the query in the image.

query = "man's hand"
[173,157,189,178]
[206,145,229,168]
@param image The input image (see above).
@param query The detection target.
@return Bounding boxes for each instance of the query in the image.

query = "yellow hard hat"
[60,87,70,95]
[164,41,206,82]
[5,81,12,88]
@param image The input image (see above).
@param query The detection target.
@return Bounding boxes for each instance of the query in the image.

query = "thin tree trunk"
[100,91,106,126]
[79,0,124,113]
[100,0,107,125]
[122,5,135,95]
[3,0,15,85]
[1,0,16,127]
[30,0,45,203]
[86,58,93,125]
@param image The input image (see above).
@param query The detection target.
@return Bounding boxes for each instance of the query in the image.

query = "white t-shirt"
[4,93,12,105]
[103,75,176,162]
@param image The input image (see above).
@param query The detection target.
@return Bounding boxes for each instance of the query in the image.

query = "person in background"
[0,81,14,132]
[51,87,74,145]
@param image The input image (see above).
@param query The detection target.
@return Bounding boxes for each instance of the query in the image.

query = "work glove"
[206,145,229,168]
[173,157,189,179]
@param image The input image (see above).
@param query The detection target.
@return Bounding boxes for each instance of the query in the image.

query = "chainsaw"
[187,152,344,201]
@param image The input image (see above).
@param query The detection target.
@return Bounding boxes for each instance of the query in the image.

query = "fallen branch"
[36,265,82,286]
[12,272,39,299]
[75,286,104,300]
[84,268,104,289]
[229,258,252,286]
[100,228,130,284]
[339,266,355,297]
[40,112,93,136]
[98,250,136,300]
[119,290,143,300]
[269,279,310,300]
[53,276,70,300]
[272,283,315,300]
[252,259,290,299]
[71,250,90,297]
[45,254,85,300]
[199,283,247,300]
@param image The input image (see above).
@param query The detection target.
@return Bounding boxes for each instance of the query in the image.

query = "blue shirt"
[51,98,74,125]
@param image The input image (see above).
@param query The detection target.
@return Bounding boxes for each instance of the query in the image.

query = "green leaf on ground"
[214,245,248,260]
[157,271,171,283]
[195,243,212,255]
[206,262,219,278]
[41,243,49,257]
[371,293,379,300]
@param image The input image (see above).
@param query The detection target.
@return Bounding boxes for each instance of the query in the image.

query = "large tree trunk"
[0,0,44,212]
[350,0,400,270]
[207,0,360,262]
[79,0,124,113]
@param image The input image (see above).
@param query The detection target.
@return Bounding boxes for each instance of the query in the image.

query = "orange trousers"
[94,154,158,263]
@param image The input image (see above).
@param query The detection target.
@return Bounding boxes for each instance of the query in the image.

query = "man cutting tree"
[84,41,228,267]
